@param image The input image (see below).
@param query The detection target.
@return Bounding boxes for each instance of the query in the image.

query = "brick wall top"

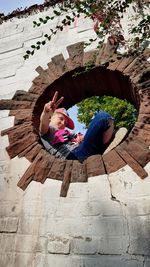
[0,1,62,22]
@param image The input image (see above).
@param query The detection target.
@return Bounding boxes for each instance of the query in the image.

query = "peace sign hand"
[43,91,64,116]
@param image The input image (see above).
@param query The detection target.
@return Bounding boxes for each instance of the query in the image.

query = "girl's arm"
[39,91,64,135]
[39,105,53,135]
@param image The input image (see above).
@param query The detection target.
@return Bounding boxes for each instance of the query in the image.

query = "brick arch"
[0,42,150,197]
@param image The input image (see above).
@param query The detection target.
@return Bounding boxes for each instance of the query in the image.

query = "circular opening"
[33,65,139,133]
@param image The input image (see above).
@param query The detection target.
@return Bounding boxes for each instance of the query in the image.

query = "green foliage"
[23,0,150,60]
[77,96,138,130]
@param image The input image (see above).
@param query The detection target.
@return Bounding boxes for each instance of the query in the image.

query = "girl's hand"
[43,91,64,116]
[76,133,84,144]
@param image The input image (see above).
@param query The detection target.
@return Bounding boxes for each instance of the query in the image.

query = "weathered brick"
[47,234,70,254]
[71,236,98,255]
[0,217,18,233]
[102,149,126,174]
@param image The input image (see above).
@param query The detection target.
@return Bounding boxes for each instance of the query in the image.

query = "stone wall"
[0,6,150,267]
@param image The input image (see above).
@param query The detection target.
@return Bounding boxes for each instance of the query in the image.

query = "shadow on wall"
[128,212,150,256]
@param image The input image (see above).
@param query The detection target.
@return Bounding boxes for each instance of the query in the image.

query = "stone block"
[39,217,87,237]
[71,236,98,255]
[32,253,45,267]
[0,173,23,202]
[0,161,10,175]
[20,201,42,217]
[80,200,102,216]
[0,37,23,54]
[0,53,23,69]
[34,254,140,267]
[47,234,70,254]
[0,91,16,99]
[41,179,62,200]
[88,175,112,201]
[34,236,47,253]
[0,61,23,79]
[0,217,18,233]
[0,135,9,150]
[35,254,71,267]
[81,199,123,217]
[0,253,15,267]
[55,199,87,218]
[0,110,9,119]
[128,216,150,239]
[18,216,41,235]
[129,237,150,256]
[41,199,58,218]
[15,234,38,253]
[81,255,140,267]
[0,47,23,61]
[85,216,127,237]
[0,24,23,39]
[23,28,43,43]
[22,181,42,202]
[0,116,14,131]
[0,201,21,217]
[100,200,123,216]
[66,181,89,199]
[13,252,34,267]
[43,214,127,238]
[77,16,93,33]
[126,215,150,256]
[144,259,150,267]
[0,234,16,253]
[125,198,150,216]
[0,149,10,161]
[98,236,129,254]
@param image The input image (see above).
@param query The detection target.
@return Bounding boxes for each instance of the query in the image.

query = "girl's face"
[50,112,67,129]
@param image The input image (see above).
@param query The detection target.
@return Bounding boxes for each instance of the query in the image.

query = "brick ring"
[0,42,150,197]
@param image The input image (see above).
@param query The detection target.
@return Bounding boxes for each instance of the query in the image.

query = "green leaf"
[53,10,61,16]
[26,50,31,54]
[42,40,46,45]
[66,15,71,20]
[39,18,44,22]
[23,55,29,60]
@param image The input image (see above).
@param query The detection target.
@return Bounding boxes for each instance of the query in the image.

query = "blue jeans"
[67,111,114,161]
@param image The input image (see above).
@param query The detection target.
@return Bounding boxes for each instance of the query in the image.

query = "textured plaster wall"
[0,6,150,267]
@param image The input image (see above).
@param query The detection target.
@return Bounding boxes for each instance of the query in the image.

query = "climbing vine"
[24,0,149,59]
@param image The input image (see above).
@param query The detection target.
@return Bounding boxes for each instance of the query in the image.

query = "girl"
[39,91,114,161]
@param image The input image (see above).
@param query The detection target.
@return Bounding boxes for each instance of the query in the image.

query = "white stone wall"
[0,7,150,267]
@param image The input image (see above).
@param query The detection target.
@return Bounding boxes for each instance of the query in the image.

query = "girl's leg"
[70,111,114,160]
[103,118,114,144]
